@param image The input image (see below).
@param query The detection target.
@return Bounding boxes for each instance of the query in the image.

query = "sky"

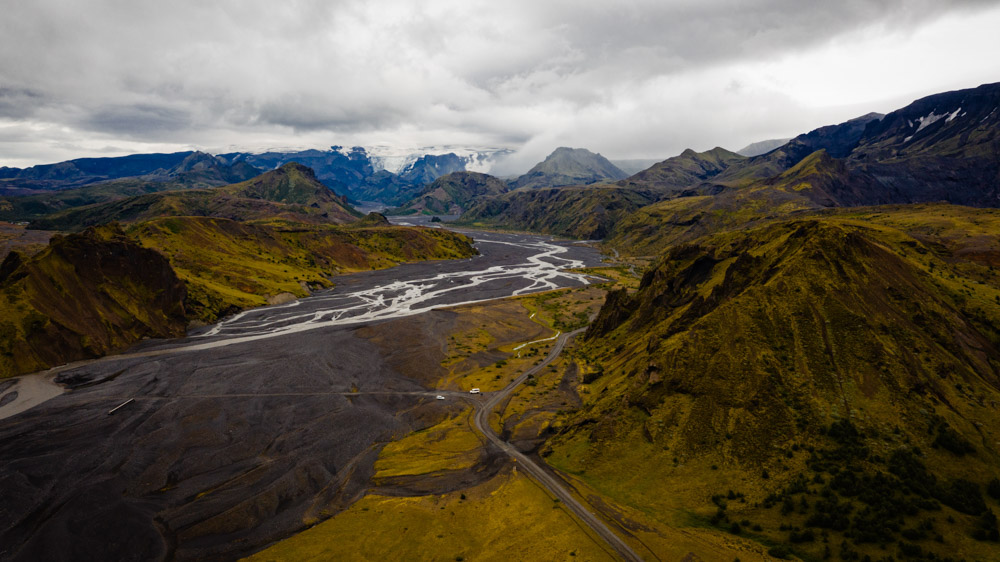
[2,0,1000,173]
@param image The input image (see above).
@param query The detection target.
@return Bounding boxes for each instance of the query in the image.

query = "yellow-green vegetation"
[519,286,606,332]
[356,298,553,392]
[244,470,615,562]
[130,216,476,322]
[457,186,655,240]
[573,264,644,291]
[0,215,475,375]
[0,224,186,377]
[373,409,484,479]
[434,301,553,392]
[541,206,1000,560]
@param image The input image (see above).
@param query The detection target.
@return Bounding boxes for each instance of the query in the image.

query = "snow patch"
[366,146,514,174]
[946,107,962,123]
[904,111,948,142]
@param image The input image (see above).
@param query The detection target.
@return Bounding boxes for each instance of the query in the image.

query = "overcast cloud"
[1,0,999,171]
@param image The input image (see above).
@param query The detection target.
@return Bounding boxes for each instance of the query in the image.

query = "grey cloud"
[1,0,999,166]
[80,104,193,137]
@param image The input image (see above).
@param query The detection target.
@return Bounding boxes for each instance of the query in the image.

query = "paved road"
[471,328,644,562]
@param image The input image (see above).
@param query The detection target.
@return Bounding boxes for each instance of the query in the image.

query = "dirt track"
[471,329,644,562]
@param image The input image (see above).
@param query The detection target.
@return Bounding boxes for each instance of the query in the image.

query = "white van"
[469,388,481,394]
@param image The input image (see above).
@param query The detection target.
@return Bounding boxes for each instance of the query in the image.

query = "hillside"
[513,147,627,190]
[30,163,361,230]
[546,209,1000,560]
[0,225,187,377]
[456,185,654,239]
[618,146,746,195]
[390,171,509,215]
[846,82,1000,205]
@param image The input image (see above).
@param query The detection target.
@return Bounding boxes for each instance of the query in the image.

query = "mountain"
[513,147,628,190]
[618,146,747,195]
[736,137,791,157]
[549,208,1000,561]
[398,153,467,185]
[0,153,263,222]
[616,113,884,201]
[0,224,187,377]
[220,146,514,204]
[0,151,196,190]
[702,112,886,189]
[30,163,361,231]
[845,82,1000,205]
[219,147,375,198]
[390,171,509,216]
[0,151,260,197]
[456,185,654,239]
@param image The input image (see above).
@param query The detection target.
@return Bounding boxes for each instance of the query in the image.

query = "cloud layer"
[2,0,999,170]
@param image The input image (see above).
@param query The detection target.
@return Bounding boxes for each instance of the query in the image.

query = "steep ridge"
[513,147,627,190]
[0,225,187,377]
[390,171,509,215]
[546,212,1000,560]
[30,162,361,230]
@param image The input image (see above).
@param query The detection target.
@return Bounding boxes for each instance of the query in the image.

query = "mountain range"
[5,80,1000,561]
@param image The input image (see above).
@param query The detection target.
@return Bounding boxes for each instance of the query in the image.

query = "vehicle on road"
[469,388,480,394]
[435,395,445,400]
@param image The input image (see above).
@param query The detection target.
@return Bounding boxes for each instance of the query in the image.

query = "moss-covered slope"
[456,185,654,239]
[545,212,1000,559]
[390,171,509,216]
[130,216,477,322]
[0,225,187,377]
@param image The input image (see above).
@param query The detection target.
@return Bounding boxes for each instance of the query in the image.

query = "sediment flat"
[0,229,602,562]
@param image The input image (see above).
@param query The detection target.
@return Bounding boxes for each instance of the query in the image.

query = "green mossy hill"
[0,224,187,377]
[513,147,627,190]
[618,146,746,195]
[456,186,654,239]
[130,216,477,322]
[546,214,1000,560]
[389,171,509,216]
[30,162,360,231]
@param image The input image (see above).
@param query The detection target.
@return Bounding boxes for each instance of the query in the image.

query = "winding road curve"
[472,328,644,562]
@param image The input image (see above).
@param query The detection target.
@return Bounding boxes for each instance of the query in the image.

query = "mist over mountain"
[736,138,791,157]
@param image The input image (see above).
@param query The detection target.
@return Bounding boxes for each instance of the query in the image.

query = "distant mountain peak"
[513,147,627,189]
